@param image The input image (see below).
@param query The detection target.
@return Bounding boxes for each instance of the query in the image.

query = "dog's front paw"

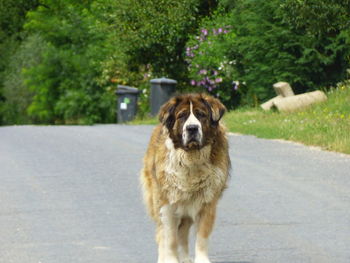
[181,258,193,263]
[163,257,179,263]
[194,256,211,263]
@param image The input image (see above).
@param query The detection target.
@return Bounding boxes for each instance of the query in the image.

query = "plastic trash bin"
[115,85,140,123]
[150,77,177,116]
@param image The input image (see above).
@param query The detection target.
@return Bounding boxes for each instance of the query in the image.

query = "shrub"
[1,34,44,124]
[186,14,240,109]
[23,1,115,124]
[186,0,350,108]
[95,0,218,91]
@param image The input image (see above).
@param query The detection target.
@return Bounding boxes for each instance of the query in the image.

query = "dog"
[140,93,230,263]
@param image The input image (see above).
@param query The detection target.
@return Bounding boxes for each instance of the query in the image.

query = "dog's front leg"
[159,205,180,263]
[178,217,193,263]
[194,202,217,263]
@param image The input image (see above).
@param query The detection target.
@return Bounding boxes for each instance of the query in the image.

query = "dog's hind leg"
[156,224,165,263]
[178,217,193,263]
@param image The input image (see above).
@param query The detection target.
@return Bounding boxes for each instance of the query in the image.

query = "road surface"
[0,125,350,263]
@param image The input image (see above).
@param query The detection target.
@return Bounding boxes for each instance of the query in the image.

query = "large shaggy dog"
[141,93,230,263]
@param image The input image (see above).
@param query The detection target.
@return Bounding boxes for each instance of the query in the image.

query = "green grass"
[131,80,350,154]
[224,81,350,154]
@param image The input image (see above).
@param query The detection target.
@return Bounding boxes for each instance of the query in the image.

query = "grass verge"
[224,80,350,154]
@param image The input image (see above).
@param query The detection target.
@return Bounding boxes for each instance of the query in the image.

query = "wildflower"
[218,28,223,34]
[215,77,223,83]
[201,28,208,36]
[190,80,196,86]
[199,69,207,75]
[232,81,239,90]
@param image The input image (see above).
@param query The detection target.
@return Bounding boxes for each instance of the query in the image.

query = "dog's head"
[159,93,226,150]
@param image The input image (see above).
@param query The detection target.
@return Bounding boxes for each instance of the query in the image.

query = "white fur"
[164,137,226,207]
[159,205,180,263]
[182,101,203,146]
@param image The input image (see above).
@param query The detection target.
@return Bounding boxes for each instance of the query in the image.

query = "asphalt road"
[1,125,350,263]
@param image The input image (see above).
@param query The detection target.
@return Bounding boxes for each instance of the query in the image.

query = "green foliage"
[1,0,350,124]
[0,0,39,123]
[226,0,304,103]
[186,13,239,108]
[1,34,45,124]
[23,0,115,124]
[187,0,350,107]
[96,0,212,89]
[279,0,350,89]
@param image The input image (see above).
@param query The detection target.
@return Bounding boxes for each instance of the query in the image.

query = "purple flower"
[215,77,223,83]
[201,28,208,36]
[232,81,239,90]
[199,69,207,75]
[218,28,223,34]
[213,70,218,76]
[190,80,196,86]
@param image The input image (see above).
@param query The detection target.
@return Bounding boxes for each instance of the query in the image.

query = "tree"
[23,0,115,124]
[96,0,218,89]
[0,0,39,123]
[187,0,350,106]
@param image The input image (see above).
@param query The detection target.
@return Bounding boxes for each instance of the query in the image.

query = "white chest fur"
[163,138,226,218]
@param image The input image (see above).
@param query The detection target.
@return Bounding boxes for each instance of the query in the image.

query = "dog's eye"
[177,112,188,119]
[195,111,206,119]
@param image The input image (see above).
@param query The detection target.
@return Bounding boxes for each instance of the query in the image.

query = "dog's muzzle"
[183,124,202,147]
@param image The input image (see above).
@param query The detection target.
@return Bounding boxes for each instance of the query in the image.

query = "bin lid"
[115,85,140,95]
[150,77,177,85]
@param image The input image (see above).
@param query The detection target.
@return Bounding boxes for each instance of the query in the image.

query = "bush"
[23,1,115,124]
[186,0,350,108]
[0,0,39,124]
[1,34,44,124]
[95,0,218,91]
[186,13,239,109]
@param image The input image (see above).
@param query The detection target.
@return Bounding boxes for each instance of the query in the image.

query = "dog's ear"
[158,96,179,130]
[201,93,226,125]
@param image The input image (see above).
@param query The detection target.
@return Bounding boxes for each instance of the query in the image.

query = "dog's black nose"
[186,124,199,134]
